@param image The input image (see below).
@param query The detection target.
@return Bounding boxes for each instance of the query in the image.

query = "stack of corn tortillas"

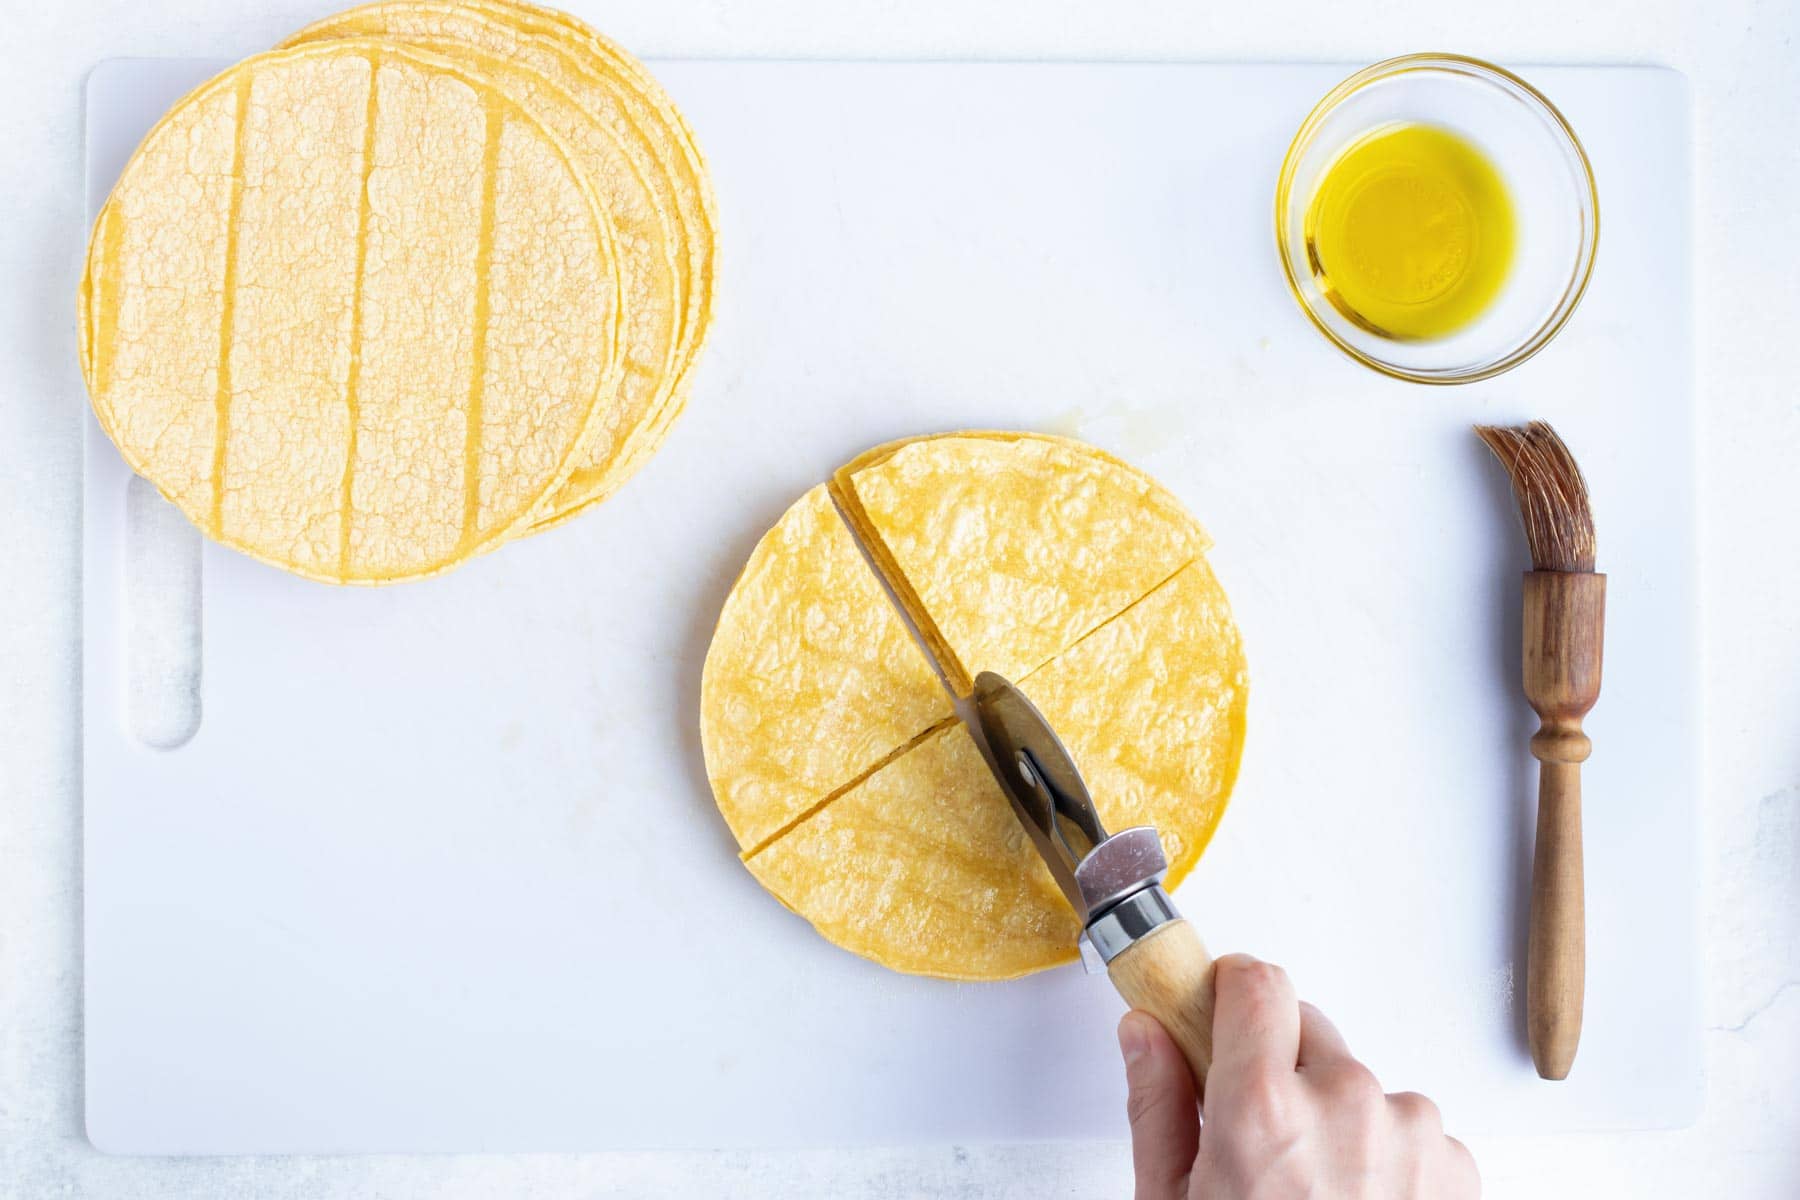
[702,432,1249,981]
[79,0,714,583]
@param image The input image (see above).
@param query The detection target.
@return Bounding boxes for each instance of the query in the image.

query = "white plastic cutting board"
[83,59,1698,1154]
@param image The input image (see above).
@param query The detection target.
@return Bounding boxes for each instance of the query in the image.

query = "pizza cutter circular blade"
[969,670,1221,1091]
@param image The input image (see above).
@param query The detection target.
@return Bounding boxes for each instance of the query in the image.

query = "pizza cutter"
[968,671,1218,1090]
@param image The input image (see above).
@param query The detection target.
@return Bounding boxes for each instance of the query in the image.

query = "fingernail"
[1118,1015,1149,1068]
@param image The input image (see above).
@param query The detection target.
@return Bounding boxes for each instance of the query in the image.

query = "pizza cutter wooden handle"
[1107,918,1216,1091]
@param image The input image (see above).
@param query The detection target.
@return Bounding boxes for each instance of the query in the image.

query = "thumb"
[1119,1011,1200,1200]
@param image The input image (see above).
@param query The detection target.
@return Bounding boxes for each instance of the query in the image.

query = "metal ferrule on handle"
[1085,884,1179,963]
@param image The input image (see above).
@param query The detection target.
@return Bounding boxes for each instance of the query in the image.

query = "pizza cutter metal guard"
[970,671,1218,1090]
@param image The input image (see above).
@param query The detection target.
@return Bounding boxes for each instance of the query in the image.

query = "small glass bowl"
[1275,54,1599,384]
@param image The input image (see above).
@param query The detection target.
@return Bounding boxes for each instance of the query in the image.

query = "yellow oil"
[1304,122,1516,341]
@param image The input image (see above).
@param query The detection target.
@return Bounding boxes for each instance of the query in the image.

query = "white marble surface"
[1,0,1794,1195]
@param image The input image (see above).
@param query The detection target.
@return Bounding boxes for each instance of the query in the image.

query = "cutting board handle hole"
[124,474,201,749]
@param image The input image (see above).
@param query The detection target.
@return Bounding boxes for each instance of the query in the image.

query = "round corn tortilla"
[285,0,716,531]
[80,40,621,582]
[709,435,1247,980]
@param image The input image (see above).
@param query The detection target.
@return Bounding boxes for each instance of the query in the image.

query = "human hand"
[1118,954,1479,1200]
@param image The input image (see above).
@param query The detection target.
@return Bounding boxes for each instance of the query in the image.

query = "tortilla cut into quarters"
[701,485,952,853]
[833,431,1210,695]
[747,559,1247,980]
[79,41,620,583]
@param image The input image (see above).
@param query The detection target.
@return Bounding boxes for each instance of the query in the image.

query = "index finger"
[1206,954,1301,1093]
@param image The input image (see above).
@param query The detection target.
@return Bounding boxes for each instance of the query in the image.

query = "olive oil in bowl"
[1275,55,1598,382]
[1303,123,1516,342]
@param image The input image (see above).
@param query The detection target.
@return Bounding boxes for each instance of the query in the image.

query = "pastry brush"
[1475,420,1603,1081]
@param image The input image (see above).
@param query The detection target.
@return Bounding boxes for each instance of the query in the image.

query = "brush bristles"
[1475,421,1597,573]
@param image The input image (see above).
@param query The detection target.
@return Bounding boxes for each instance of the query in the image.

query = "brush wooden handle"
[1108,919,1216,1091]
[1529,761,1585,1079]
[1521,570,1605,1081]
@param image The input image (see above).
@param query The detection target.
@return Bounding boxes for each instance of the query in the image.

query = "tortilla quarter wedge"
[831,430,1210,695]
[701,484,953,854]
